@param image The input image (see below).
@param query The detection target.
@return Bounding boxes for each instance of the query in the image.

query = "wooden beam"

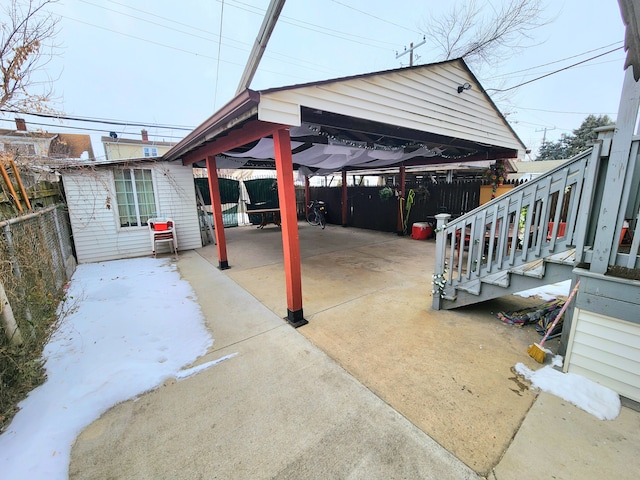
[0,160,22,213]
[183,120,285,165]
[273,128,307,327]
[206,156,229,270]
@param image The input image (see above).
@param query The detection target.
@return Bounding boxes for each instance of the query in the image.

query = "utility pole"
[536,126,556,144]
[395,36,426,67]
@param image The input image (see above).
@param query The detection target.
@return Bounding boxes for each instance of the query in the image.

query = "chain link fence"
[1,204,76,431]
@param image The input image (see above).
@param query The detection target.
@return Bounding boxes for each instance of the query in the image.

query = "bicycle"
[306,200,327,229]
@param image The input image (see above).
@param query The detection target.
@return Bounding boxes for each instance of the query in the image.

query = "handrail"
[433,150,592,309]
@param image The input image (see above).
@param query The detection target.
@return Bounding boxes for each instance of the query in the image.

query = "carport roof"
[163,58,526,175]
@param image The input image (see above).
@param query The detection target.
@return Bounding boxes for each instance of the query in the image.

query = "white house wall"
[259,61,523,155]
[62,161,201,263]
[565,308,640,403]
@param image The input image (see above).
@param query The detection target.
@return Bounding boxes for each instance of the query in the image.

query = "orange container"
[154,222,168,231]
[411,222,432,240]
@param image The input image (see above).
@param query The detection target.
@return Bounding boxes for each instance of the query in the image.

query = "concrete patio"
[69,223,640,479]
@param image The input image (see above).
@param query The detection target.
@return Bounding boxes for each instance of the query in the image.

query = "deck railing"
[433,150,592,309]
[433,134,640,309]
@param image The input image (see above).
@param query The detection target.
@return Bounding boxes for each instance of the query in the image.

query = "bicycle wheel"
[319,212,326,229]
[306,210,320,226]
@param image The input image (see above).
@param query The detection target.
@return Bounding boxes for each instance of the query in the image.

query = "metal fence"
[0,204,76,345]
[308,180,484,232]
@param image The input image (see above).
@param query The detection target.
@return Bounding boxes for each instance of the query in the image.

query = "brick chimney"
[141,129,149,142]
[15,118,27,131]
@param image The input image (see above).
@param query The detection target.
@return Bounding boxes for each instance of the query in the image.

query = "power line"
[490,41,624,80]
[0,108,195,130]
[329,0,421,35]
[0,117,186,139]
[486,47,624,93]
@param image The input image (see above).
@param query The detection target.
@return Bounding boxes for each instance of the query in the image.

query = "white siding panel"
[62,161,200,264]
[566,308,640,403]
[258,96,301,126]
[260,63,522,152]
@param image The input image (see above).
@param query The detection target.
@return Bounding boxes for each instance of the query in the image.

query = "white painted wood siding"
[259,61,523,154]
[565,308,640,403]
[62,161,201,264]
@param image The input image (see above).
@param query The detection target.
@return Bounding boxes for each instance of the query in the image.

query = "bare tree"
[0,0,59,112]
[421,0,548,69]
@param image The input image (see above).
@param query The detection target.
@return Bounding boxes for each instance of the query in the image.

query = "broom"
[527,280,581,363]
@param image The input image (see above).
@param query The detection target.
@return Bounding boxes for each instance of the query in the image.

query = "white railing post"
[432,213,451,310]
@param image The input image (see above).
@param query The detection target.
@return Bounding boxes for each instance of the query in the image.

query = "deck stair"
[433,149,591,310]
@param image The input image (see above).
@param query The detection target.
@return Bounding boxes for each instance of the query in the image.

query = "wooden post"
[205,155,229,270]
[0,280,23,345]
[397,165,406,234]
[273,128,307,327]
[10,159,32,210]
[341,170,348,226]
[432,213,451,310]
[592,67,640,273]
[0,160,23,213]
[304,175,310,219]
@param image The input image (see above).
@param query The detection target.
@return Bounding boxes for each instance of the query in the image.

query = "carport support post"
[273,128,308,327]
[432,213,450,310]
[341,170,348,226]
[206,155,229,270]
[397,166,406,235]
[304,175,310,218]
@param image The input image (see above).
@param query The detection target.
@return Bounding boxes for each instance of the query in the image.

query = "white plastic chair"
[148,218,178,257]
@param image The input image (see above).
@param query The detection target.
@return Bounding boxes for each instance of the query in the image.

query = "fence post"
[432,213,451,310]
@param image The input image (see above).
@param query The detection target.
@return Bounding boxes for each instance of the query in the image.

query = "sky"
[0,258,620,479]
[0,0,629,159]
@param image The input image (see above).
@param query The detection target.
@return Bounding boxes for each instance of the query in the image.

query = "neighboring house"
[511,158,571,181]
[0,118,95,160]
[59,158,201,263]
[102,130,175,160]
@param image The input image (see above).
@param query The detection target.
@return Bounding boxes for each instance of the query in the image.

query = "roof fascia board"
[164,89,260,162]
[182,119,286,165]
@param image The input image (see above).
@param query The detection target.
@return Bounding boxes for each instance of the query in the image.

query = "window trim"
[113,168,159,229]
[143,146,158,157]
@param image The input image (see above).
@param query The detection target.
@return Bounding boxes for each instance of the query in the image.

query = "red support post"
[397,165,406,235]
[206,155,229,270]
[341,170,348,227]
[304,175,310,219]
[273,128,307,327]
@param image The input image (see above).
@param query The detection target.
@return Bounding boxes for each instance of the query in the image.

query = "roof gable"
[258,59,525,154]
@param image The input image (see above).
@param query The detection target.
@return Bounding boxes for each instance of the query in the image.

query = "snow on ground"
[0,258,223,480]
[512,280,621,420]
[515,358,621,420]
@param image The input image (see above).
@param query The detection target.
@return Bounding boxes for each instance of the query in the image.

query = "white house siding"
[62,161,201,263]
[259,61,524,155]
[564,308,640,403]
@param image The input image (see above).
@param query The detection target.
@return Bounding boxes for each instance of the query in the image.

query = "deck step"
[510,259,545,278]
[545,248,576,265]
[482,270,510,287]
[456,278,481,295]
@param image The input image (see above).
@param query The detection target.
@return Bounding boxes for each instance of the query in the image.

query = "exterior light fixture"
[457,83,472,93]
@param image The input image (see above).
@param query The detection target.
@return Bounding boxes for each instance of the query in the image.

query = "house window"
[143,146,158,157]
[113,169,156,227]
[4,143,36,155]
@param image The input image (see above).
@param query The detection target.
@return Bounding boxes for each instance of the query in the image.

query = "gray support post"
[432,213,451,310]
